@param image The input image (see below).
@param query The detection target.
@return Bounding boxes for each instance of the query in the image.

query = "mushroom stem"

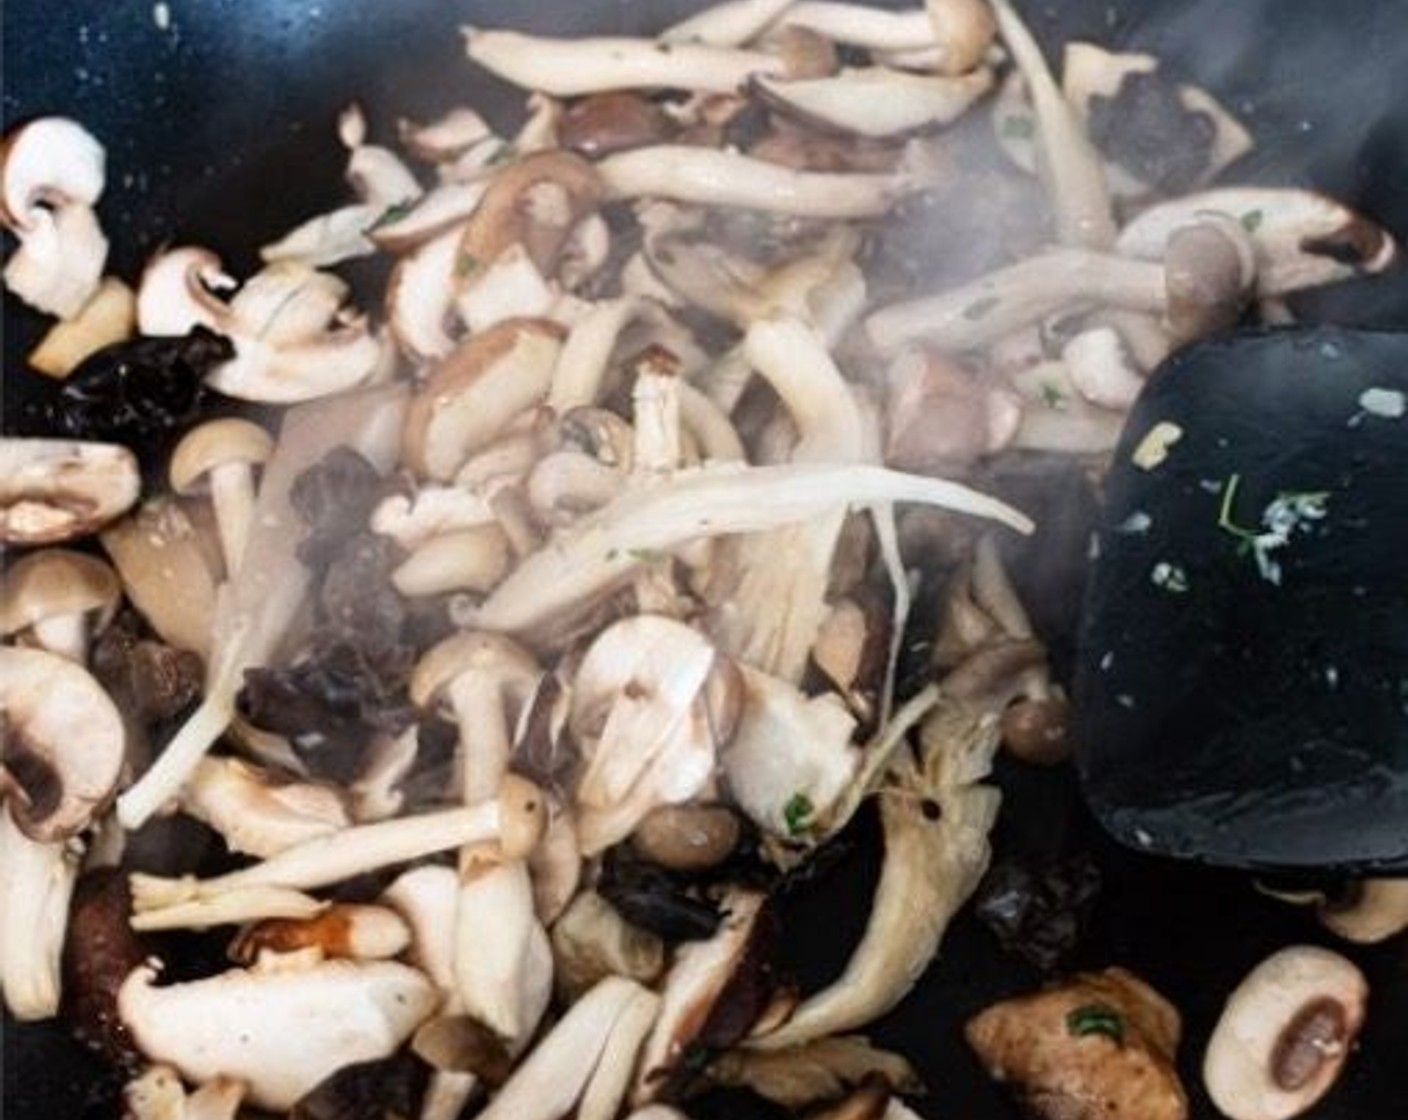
[129,777,546,911]
[207,461,258,577]
[778,3,936,51]
[598,147,919,218]
[27,612,89,663]
[0,811,80,1020]
[662,0,795,47]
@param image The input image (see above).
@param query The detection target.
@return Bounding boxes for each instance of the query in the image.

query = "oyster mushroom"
[463,27,789,96]
[169,418,275,577]
[1,646,124,842]
[598,146,921,218]
[1203,946,1368,1120]
[403,317,565,481]
[753,67,993,139]
[117,956,438,1112]
[0,807,81,1020]
[178,756,350,860]
[0,547,120,663]
[136,248,391,403]
[1,116,109,318]
[1,437,140,546]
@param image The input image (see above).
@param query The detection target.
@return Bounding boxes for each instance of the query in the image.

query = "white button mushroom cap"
[1203,945,1369,1120]
[118,958,439,1112]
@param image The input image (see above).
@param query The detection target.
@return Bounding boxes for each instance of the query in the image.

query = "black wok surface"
[4,2,1407,1118]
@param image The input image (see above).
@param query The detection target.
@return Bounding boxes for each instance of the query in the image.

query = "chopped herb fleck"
[1217,473,1330,585]
[487,142,519,166]
[1067,1003,1125,1045]
[367,199,416,232]
[1240,209,1265,234]
[1039,381,1068,410]
[962,295,1001,321]
[783,792,814,837]
[455,251,480,278]
[1001,116,1036,140]
[626,548,666,565]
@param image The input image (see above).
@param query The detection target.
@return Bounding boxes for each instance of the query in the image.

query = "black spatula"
[1075,326,1408,873]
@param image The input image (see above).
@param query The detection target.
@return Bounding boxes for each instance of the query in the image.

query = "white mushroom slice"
[130,776,546,912]
[866,248,1166,355]
[1,117,109,317]
[118,958,438,1112]
[1,647,124,841]
[382,865,460,993]
[465,461,1031,637]
[990,0,1116,249]
[369,180,489,253]
[123,1065,246,1120]
[0,809,80,1020]
[474,976,658,1120]
[662,0,795,47]
[452,859,546,1042]
[1118,187,1398,295]
[1318,879,1408,944]
[100,497,220,657]
[751,685,1002,1049]
[722,666,859,840]
[778,3,936,51]
[578,980,665,1120]
[178,756,350,859]
[392,524,513,597]
[599,146,919,218]
[463,27,786,96]
[547,296,643,413]
[754,67,993,139]
[386,222,466,362]
[1203,946,1368,1120]
[635,889,769,1101]
[404,318,565,481]
[27,275,136,379]
[0,437,140,546]
[0,548,120,662]
[228,903,412,965]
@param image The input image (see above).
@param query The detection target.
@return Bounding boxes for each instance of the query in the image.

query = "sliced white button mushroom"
[370,180,488,254]
[1,646,125,842]
[754,67,993,139]
[169,419,275,577]
[463,27,788,96]
[0,117,109,318]
[598,146,921,218]
[398,106,497,163]
[0,548,120,663]
[1,437,140,546]
[1203,945,1368,1120]
[118,956,439,1111]
[178,756,350,860]
[0,808,81,1020]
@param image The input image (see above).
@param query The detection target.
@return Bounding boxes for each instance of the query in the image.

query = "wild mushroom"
[551,890,667,1001]
[707,1035,923,1109]
[178,756,350,860]
[1,116,109,318]
[455,242,560,333]
[100,496,221,658]
[117,956,438,1112]
[1061,326,1147,412]
[463,27,789,96]
[1,646,125,842]
[0,548,120,662]
[392,523,514,598]
[0,437,140,545]
[527,795,582,923]
[0,807,80,1020]
[1317,878,1408,944]
[403,318,565,481]
[883,348,1022,470]
[136,249,391,403]
[1161,214,1257,344]
[1203,946,1368,1120]
[753,67,993,140]
[27,275,136,379]
[966,966,1189,1120]
[169,418,275,577]
[632,803,743,872]
[123,1065,245,1120]
[598,146,921,218]
[227,903,412,965]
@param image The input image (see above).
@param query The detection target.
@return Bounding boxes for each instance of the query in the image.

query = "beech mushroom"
[0,807,80,1020]
[0,646,125,842]
[778,3,936,52]
[1203,946,1368,1120]
[1,116,109,318]
[662,0,795,48]
[178,756,350,860]
[117,956,438,1111]
[1,437,140,545]
[169,418,275,577]
[753,67,993,139]
[0,548,120,662]
[392,523,513,597]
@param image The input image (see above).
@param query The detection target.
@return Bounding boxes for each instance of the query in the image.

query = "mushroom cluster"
[2,2,1398,1118]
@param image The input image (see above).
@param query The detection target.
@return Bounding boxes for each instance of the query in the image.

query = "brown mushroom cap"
[168,418,275,496]
[0,548,121,647]
[1,438,140,545]
[560,93,673,159]
[0,646,125,841]
[1203,945,1368,1120]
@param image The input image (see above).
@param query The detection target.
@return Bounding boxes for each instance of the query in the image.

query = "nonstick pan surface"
[4,2,1406,1118]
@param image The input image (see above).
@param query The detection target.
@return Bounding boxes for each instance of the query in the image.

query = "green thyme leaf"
[1066,1003,1125,1045]
[1240,209,1265,233]
[1039,381,1068,410]
[366,199,416,232]
[783,792,814,837]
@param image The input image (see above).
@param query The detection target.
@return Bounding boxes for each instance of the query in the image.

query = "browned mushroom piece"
[965,966,1189,1120]
[884,349,1022,472]
[631,803,743,872]
[61,867,147,1062]
[1203,946,1368,1120]
[1000,696,1074,766]
[560,93,673,158]
[0,548,121,663]
[1,438,140,546]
